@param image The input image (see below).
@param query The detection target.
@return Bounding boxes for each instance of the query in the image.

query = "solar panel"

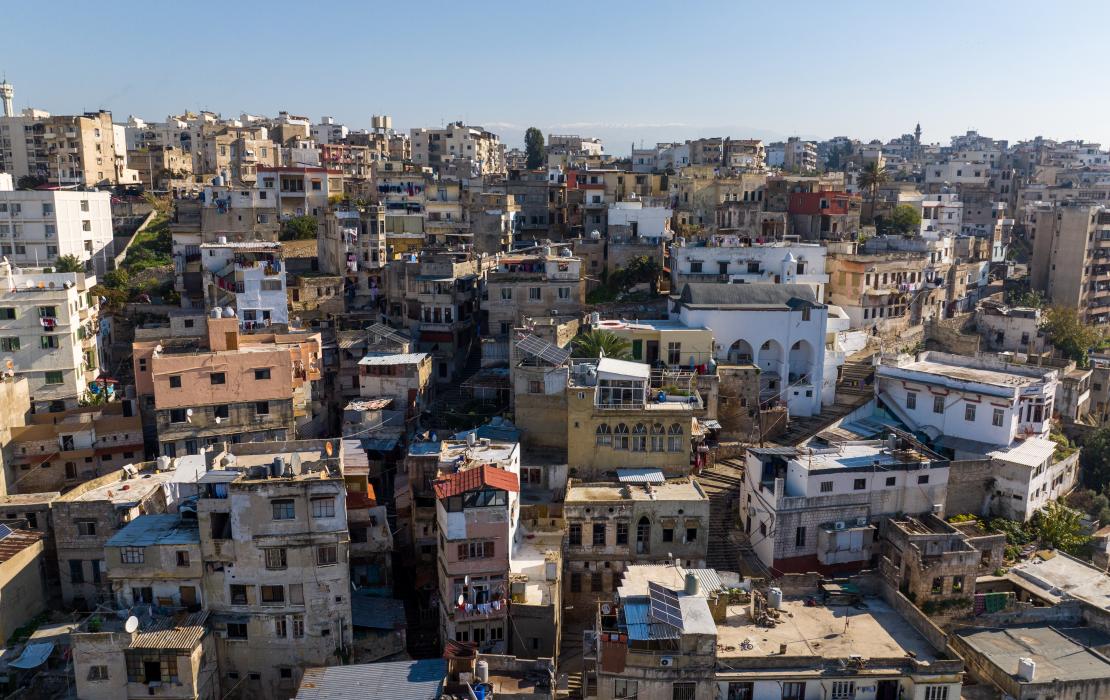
[648,581,684,631]
[516,334,571,366]
[0,523,12,540]
[366,323,408,347]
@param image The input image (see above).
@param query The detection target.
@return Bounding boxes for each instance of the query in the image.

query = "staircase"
[558,624,585,699]
[697,460,772,579]
[770,351,877,446]
[837,352,877,399]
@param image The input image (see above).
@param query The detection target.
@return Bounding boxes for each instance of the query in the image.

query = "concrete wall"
[0,378,30,496]
[0,538,45,641]
[943,459,996,517]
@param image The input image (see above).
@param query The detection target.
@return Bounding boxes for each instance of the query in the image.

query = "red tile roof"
[433,465,519,500]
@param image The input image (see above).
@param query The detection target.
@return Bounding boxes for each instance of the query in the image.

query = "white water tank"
[768,587,783,610]
[1017,657,1035,682]
[476,660,489,683]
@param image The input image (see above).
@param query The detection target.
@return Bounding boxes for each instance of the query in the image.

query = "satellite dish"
[124,616,139,634]
[186,408,194,416]
[214,416,222,424]
[601,603,612,615]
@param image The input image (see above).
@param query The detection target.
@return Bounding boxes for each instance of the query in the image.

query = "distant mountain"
[486,123,821,156]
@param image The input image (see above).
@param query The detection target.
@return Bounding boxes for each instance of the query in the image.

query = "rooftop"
[1009,551,1110,610]
[956,624,1110,682]
[358,352,429,366]
[566,478,707,504]
[295,659,447,700]
[675,282,822,310]
[105,514,200,548]
[594,318,710,333]
[434,465,519,500]
[0,527,43,565]
[510,524,561,606]
[717,596,939,661]
[65,470,176,506]
[987,437,1057,469]
[753,438,939,473]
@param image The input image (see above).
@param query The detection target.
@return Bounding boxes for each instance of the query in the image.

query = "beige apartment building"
[0,109,131,186]
[1029,201,1110,323]
[197,125,278,185]
[132,315,323,458]
[486,250,584,337]
[127,144,194,190]
[410,122,505,175]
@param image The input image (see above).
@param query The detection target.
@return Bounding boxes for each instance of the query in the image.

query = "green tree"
[611,256,661,293]
[16,175,46,190]
[1080,427,1110,492]
[281,215,318,241]
[571,329,632,360]
[52,255,85,273]
[1042,305,1101,366]
[1031,500,1089,555]
[524,127,545,170]
[888,204,921,235]
[1006,288,1046,309]
[857,161,889,223]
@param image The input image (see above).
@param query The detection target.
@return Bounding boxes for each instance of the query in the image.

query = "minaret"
[914,122,922,146]
[0,78,13,118]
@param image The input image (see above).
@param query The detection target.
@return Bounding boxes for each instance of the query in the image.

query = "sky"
[5,0,1110,154]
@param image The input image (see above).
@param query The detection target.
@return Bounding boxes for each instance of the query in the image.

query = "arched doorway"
[726,339,755,365]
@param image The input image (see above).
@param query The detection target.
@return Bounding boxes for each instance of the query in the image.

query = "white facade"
[0,190,113,274]
[670,239,829,301]
[656,143,689,171]
[199,241,289,327]
[311,116,348,145]
[916,192,963,238]
[672,284,828,417]
[256,166,335,218]
[924,161,991,186]
[606,201,673,241]
[0,266,99,408]
[876,351,1058,453]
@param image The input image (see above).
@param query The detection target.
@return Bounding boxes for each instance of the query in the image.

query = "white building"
[606,200,673,242]
[0,264,100,410]
[670,238,828,301]
[925,161,991,186]
[256,166,339,219]
[0,187,114,274]
[741,435,950,574]
[914,192,964,238]
[876,351,1058,454]
[199,240,289,328]
[311,116,348,145]
[671,283,828,416]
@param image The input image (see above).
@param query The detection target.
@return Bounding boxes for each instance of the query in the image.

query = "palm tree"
[571,329,632,360]
[857,161,889,224]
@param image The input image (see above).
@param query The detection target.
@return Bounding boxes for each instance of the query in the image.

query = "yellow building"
[593,319,715,368]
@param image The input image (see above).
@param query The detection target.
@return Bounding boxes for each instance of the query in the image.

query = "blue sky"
[5,0,1110,153]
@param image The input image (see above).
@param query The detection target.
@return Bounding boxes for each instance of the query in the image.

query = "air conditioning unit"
[856,517,867,527]
[931,503,943,514]
[659,657,674,667]
[834,521,846,531]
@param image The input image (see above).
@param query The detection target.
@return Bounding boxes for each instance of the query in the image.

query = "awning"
[700,419,722,430]
[10,642,52,670]
[616,468,666,484]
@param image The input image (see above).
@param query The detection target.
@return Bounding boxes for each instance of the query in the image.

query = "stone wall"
[944,459,995,517]
[716,365,761,440]
[925,317,981,355]
[879,581,950,653]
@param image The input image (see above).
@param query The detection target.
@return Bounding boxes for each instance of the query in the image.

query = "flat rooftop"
[566,478,707,504]
[68,471,175,505]
[595,319,710,332]
[510,525,561,606]
[439,439,518,467]
[717,597,938,661]
[106,514,200,548]
[895,359,1040,388]
[786,441,935,472]
[1009,552,1110,610]
[956,624,1110,682]
[0,492,61,507]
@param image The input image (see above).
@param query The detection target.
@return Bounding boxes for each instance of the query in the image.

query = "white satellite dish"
[186,408,193,416]
[214,416,222,424]
[124,616,139,634]
[290,452,302,473]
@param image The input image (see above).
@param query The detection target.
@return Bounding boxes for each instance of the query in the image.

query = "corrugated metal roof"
[106,514,200,547]
[128,611,209,651]
[350,596,407,630]
[295,659,446,700]
[623,600,680,640]
[616,468,666,484]
[358,352,428,366]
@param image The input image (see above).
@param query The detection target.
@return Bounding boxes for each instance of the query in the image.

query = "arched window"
[636,516,650,554]
[631,423,647,452]
[668,423,684,452]
[595,423,611,447]
[650,423,665,452]
[614,423,630,450]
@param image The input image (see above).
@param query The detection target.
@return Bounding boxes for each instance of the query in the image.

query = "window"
[255,401,270,415]
[0,308,14,320]
[952,576,964,592]
[672,682,696,700]
[781,683,805,700]
[558,287,570,300]
[906,391,917,410]
[614,423,629,450]
[169,408,187,423]
[76,520,97,536]
[168,374,182,388]
[126,651,177,683]
[274,618,287,638]
[254,368,271,380]
[214,404,229,419]
[0,337,18,352]
[918,474,930,485]
[69,559,84,584]
[210,372,226,385]
[316,544,338,565]
[264,547,287,569]
[591,571,603,592]
[457,541,494,560]
[820,481,833,493]
[795,526,806,547]
[292,615,305,638]
[570,572,582,592]
[40,335,58,349]
[500,288,512,300]
[727,682,753,700]
[933,395,945,414]
[631,423,647,452]
[87,665,109,681]
[830,681,855,700]
[528,380,543,394]
[261,585,285,605]
[595,424,611,447]
[311,497,336,518]
[931,577,944,594]
[568,523,582,546]
[662,527,674,542]
[667,342,682,365]
[668,423,683,452]
[964,403,977,422]
[120,546,144,564]
[854,478,867,490]
[992,408,1004,427]
[226,622,248,639]
[528,287,541,300]
[592,523,606,546]
[616,522,628,545]
[271,499,295,520]
[923,687,949,700]
[886,476,897,486]
[176,551,190,567]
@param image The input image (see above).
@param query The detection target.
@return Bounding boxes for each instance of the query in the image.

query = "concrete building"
[0,187,114,274]
[671,283,829,417]
[1028,202,1110,323]
[196,125,278,185]
[127,144,194,191]
[670,238,828,301]
[434,464,520,651]
[0,376,31,496]
[562,475,708,616]
[0,527,47,643]
[7,402,142,493]
[0,109,130,186]
[0,266,100,411]
[196,441,352,697]
[356,351,433,423]
[318,205,387,310]
[782,137,818,172]
[199,240,289,328]
[132,314,323,458]
[565,357,704,480]
[787,190,862,241]
[976,302,1047,355]
[410,122,505,175]
[256,166,340,219]
[486,250,584,337]
[741,435,949,575]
